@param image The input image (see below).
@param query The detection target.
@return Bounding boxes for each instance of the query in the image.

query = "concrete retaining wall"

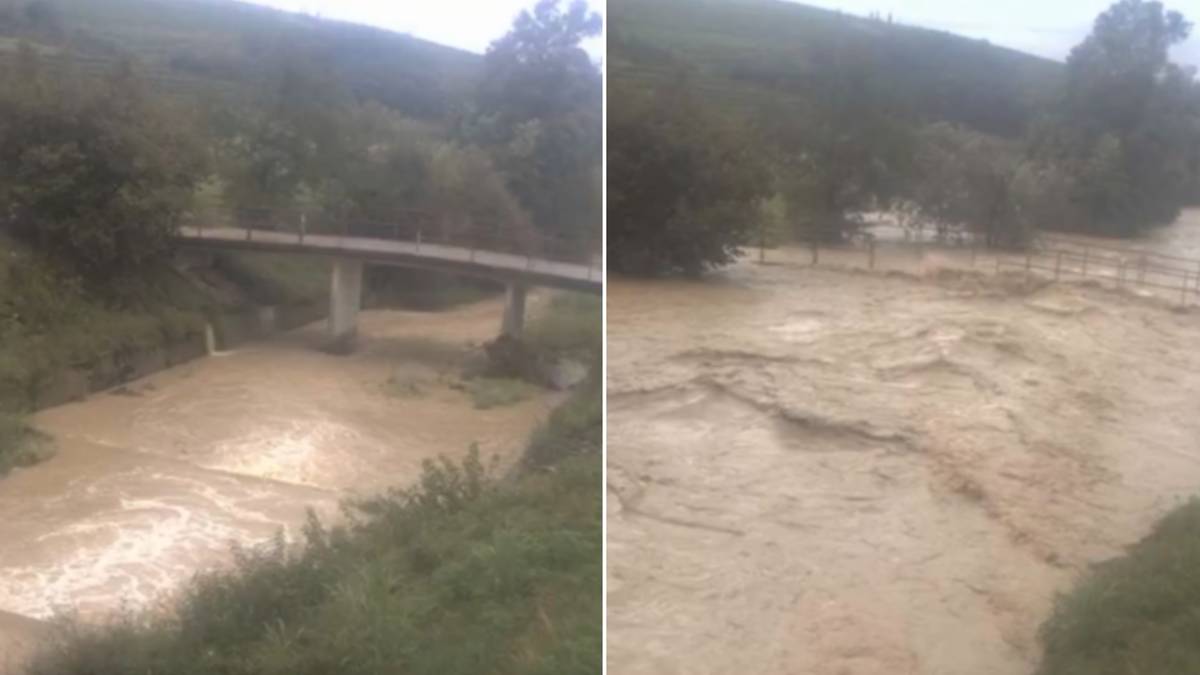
[18,301,327,412]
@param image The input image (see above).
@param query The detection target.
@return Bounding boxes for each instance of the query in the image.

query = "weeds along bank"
[19,322,602,675]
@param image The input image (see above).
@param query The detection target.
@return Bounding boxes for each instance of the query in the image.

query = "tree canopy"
[608,82,770,276]
[0,47,206,278]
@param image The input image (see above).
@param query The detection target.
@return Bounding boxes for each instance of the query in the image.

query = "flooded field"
[0,295,555,672]
[607,210,1200,674]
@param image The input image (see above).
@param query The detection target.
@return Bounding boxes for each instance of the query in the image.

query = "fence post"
[299,212,306,244]
[1138,255,1147,283]
[1024,249,1032,277]
[995,256,1001,274]
[868,238,876,270]
[1054,251,1062,281]
[1182,272,1189,306]
[810,238,819,265]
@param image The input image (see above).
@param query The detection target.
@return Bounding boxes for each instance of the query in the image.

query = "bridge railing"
[178,206,602,281]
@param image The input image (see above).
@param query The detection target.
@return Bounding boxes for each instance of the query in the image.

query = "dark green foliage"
[26,394,603,675]
[1031,0,1200,236]
[0,45,206,278]
[907,123,1032,247]
[608,82,770,276]
[1037,499,1200,674]
[466,0,603,247]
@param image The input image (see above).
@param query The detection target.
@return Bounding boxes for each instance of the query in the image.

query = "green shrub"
[1037,499,1200,674]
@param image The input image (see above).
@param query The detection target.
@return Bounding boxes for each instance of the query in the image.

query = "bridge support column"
[501,282,528,338]
[328,258,363,353]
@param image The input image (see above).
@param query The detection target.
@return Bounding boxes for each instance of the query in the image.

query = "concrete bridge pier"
[501,282,528,338]
[328,258,363,353]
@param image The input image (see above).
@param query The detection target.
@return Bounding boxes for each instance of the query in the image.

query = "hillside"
[610,0,1062,138]
[0,0,482,118]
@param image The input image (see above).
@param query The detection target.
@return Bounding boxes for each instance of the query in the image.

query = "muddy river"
[607,210,1200,674]
[0,295,555,672]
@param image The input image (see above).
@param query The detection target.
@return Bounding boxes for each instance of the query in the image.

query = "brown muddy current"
[0,295,555,672]
[608,210,1200,675]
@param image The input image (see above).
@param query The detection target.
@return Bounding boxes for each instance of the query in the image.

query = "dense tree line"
[608,0,1200,276]
[0,0,602,280]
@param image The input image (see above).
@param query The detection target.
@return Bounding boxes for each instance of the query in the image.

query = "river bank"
[607,220,1200,674]
[0,290,582,672]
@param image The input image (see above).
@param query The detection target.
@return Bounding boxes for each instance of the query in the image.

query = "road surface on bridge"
[175,226,602,294]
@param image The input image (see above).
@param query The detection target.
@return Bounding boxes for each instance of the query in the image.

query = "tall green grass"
[1037,499,1200,674]
[25,374,602,675]
[525,293,602,360]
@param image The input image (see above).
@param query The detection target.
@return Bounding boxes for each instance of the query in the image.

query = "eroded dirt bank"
[607,261,1200,675]
[0,295,554,671]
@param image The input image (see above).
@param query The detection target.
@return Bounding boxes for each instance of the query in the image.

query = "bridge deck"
[175,226,602,293]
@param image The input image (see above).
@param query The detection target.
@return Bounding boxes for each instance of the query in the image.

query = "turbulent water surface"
[608,210,1200,675]
[0,295,554,672]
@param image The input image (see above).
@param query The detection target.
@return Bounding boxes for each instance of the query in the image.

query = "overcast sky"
[240,0,1197,68]
[802,0,1200,67]
[242,0,604,58]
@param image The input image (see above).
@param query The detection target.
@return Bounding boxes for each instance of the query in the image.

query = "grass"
[25,372,602,675]
[0,412,54,476]
[522,365,601,469]
[1036,499,1200,674]
[211,252,329,307]
[466,377,538,410]
[524,293,602,360]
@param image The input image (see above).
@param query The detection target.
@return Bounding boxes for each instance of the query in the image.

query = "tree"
[466,0,602,247]
[608,82,770,276]
[1032,0,1200,235]
[755,43,913,242]
[909,123,1029,247]
[218,49,349,212]
[0,46,206,278]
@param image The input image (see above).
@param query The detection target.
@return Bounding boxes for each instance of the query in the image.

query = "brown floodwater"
[607,209,1200,675]
[0,294,555,671]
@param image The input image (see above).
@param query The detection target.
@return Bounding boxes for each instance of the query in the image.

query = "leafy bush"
[1037,499,1200,674]
[0,45,206,278]
[608,81,770,276]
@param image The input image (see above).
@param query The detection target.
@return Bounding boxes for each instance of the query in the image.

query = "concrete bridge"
[174,222,601,350]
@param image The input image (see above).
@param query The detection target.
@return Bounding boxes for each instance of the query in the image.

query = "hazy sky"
[242,0,604,58]
[804,0,1200,67]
